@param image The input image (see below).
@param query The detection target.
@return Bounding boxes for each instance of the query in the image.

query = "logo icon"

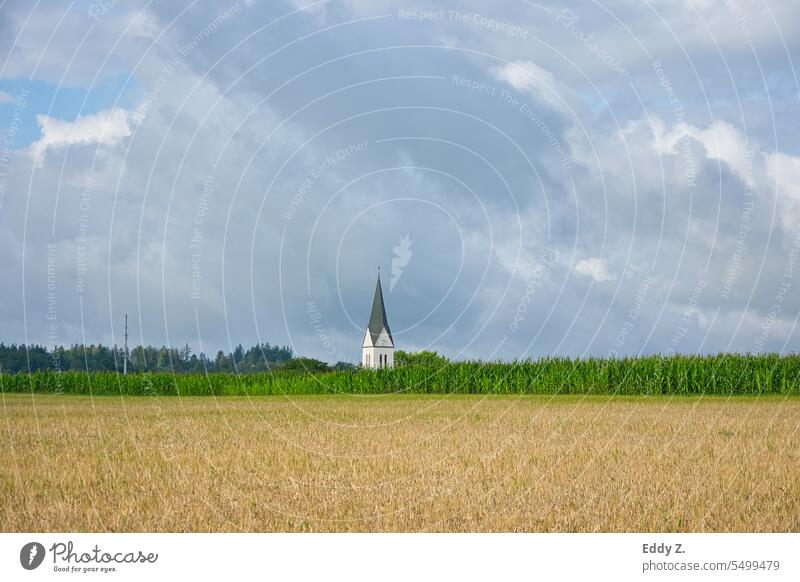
[20,542,46,570]
[390,234,413,291]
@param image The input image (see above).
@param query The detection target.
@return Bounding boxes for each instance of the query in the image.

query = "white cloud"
[127,10,161,40]
[636,117,800,233]
[767,152,800,230]
[491,60,572,115]
[651,119,752,178]
[0,90,13,104]
[30,108,131,160]
[574,257,615,282]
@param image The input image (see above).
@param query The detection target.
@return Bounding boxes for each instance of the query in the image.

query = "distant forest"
[0,342,298,374]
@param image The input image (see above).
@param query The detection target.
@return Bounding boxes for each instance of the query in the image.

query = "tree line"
[0,342,298,374]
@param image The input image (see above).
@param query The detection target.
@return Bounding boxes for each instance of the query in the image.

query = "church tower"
[362,269,394,369]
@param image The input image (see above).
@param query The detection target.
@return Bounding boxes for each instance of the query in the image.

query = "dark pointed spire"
[366,269,393,346]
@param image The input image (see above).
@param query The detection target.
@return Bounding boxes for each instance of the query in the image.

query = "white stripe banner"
[1,533,797,581]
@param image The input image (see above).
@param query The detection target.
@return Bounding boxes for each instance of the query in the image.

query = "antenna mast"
[123,314,128,375]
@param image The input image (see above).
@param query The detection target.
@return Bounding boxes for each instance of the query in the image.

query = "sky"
[0,0,799,363]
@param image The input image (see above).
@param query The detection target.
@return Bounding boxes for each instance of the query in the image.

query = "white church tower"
[362,269,394,369]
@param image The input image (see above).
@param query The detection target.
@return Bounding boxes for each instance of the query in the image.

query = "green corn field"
[1,353,799,396]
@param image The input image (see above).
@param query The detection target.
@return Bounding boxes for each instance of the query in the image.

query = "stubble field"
[1,394,797,532]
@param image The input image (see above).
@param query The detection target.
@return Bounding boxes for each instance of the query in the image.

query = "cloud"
[636,116,800,234]
[0,89,13,104]
[767,152,800,230]
[127,10,161,40]
[573,258,615,282]
[491,60,572,115]
[651,119,752,179]
[30,108,131,159]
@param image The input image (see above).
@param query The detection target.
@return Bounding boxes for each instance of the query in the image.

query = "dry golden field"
[1,394,798,532]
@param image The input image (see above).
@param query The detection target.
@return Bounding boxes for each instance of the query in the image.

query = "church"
[362,270,394,368]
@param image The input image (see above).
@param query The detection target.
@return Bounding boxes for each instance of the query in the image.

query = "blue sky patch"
[0,72,136,149]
